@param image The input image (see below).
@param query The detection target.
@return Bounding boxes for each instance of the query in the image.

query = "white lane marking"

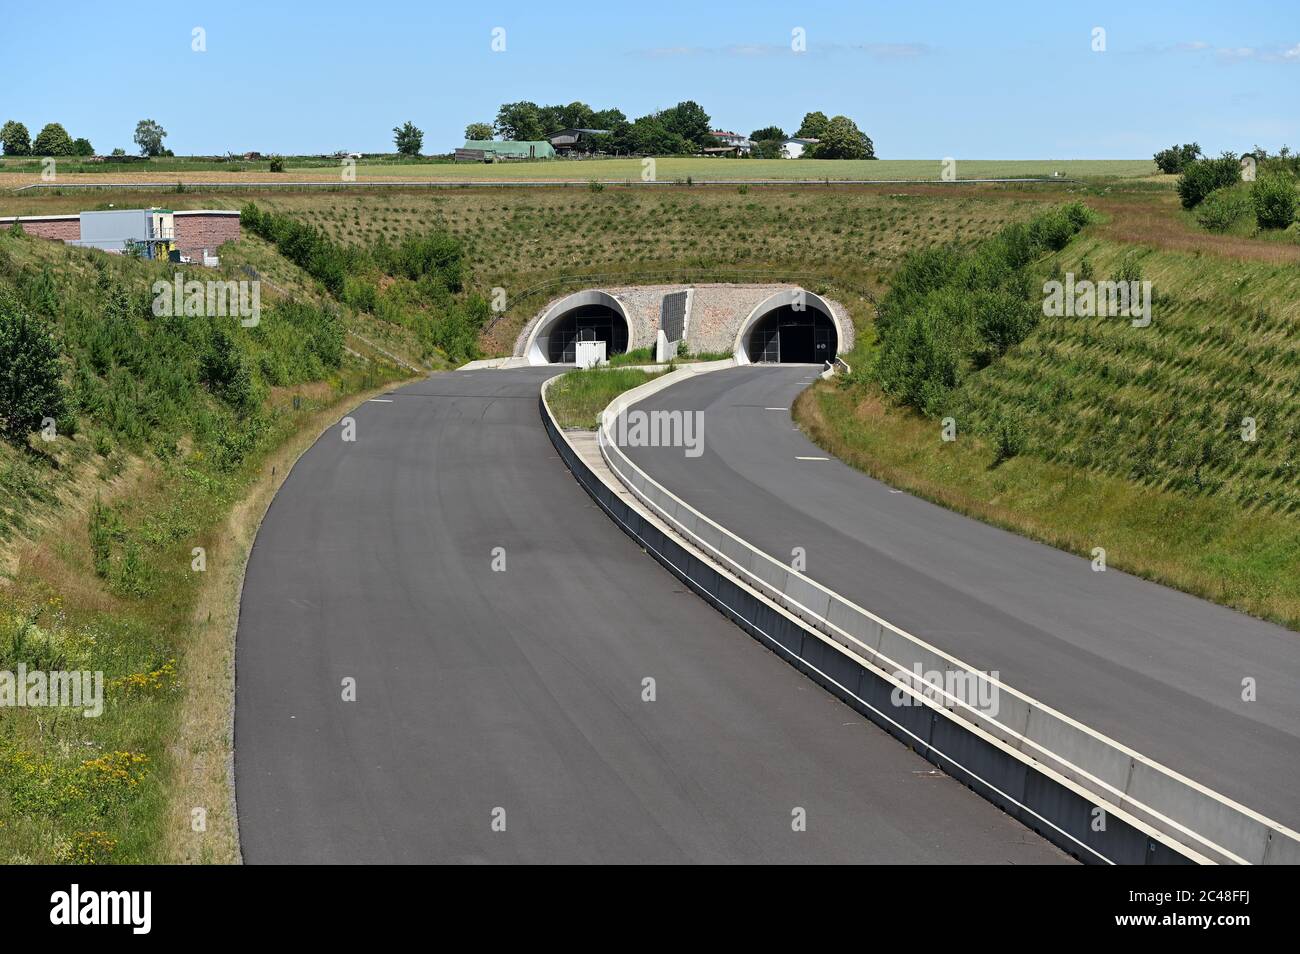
[765,407,788,411]
[796,456,830,461]
[368,398,394,403]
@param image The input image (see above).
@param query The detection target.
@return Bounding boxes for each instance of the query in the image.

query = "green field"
[0,155,1158,183]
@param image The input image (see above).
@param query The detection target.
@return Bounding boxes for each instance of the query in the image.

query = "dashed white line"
[368,399,394,403]
[796,456,830,461]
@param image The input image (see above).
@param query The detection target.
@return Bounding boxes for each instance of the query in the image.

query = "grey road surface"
[622,366,1300,830]
[234,368,1067,863]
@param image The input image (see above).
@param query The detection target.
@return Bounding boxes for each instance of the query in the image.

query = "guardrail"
[577,368,1300,865]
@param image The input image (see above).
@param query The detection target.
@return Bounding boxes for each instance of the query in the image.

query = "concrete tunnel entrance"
[526,290,632,365]
[546,304,629,363]
[735,290,842,365]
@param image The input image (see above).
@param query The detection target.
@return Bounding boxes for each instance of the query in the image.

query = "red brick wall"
[6,218,81,242]
[173,213,241,258]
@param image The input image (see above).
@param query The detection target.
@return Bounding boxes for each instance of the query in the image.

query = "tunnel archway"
[525,290,631,365]
[734,290,843,365]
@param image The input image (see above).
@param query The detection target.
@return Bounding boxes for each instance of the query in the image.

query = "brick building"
[0,208,240,263]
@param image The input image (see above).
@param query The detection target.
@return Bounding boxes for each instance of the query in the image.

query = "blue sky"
[2,1,1296,158]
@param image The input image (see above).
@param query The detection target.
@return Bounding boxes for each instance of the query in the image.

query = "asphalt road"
[622,365,1300,830]
[234,368,1067,863]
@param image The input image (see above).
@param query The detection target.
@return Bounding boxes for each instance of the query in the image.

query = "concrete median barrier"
[544,366,1300,865]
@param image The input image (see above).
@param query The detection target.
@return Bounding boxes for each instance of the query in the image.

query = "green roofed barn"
[455,140,555,162]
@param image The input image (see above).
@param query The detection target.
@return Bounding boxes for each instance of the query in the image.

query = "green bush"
[1176,154,1241,208]
[1195,186,1252,232]
[1153,143,1201,175]
[992,411,1028,464]
[0,291,65,442]
[1251,173,1298,229]
[873,203,1089,414]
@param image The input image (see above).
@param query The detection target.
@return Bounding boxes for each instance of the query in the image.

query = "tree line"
[0,119,170,158]
[455,102,876,158]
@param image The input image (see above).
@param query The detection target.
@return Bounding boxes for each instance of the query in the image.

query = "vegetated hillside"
[0,228,410,863]
[954,239,1299,513]
[801,205,1300,627]
[241,202,490,364]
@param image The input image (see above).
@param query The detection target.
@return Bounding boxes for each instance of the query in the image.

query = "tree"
[1153,143,1201,174]
[464,122,493,141]
[750,125,786,142]
[796,111,830,140]
[72,137,95,156]
[0,120,31,156]
[32,123,74,156]
[590,108,626,129]
[494,102,545,141]
[660,100,713,148]
[812,115,875,159]
[393,121,424,156]
[133,119,167,157]
[0,293,65,444]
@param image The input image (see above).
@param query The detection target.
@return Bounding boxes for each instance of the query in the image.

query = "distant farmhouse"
[455,140,556,162]
[547,128,610,156]
[0,208,240,265]
[706,130,753,156]
[780,137,819,159]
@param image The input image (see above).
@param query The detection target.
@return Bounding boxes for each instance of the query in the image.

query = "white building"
[780,137,819,159]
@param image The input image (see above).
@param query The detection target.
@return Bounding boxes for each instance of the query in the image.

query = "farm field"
[0,156,1158,188]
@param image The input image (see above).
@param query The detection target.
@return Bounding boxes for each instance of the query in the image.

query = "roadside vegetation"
[798,203,1300,629]
[0,228,412,862]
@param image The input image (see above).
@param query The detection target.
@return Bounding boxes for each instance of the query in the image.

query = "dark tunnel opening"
[546,305,630,364]
[745,305,838,364]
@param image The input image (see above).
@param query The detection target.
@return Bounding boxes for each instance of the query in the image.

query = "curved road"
[234,368,1067,863]
[623,365,1300,830]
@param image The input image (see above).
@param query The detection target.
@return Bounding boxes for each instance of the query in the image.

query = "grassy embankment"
[0,221,450,862]
[796,203,1300,629]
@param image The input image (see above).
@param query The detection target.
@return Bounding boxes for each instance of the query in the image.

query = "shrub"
[1153,143,1201,174]
[991,411,1028,464]
[873,203,1089,414]
[1251,173,1298,229]
[1176,154,1240,208]
[268,155,285,173]
[0,292,65,442]
[1195,186,1252,232]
